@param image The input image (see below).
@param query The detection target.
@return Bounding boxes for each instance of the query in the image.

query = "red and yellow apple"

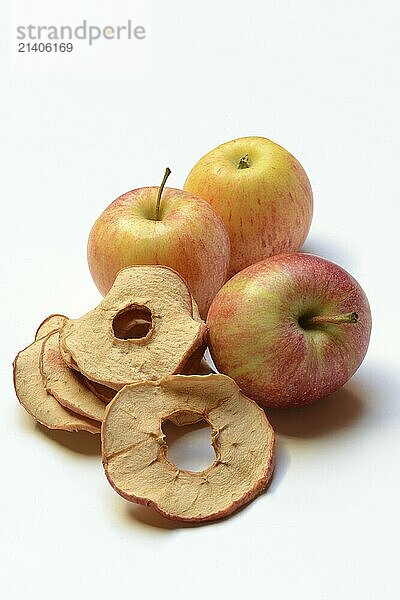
[207,253,371,407]
[87,169,230,318]
[184,136,313,276]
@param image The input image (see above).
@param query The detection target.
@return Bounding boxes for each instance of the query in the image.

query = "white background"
[1,1,400,599]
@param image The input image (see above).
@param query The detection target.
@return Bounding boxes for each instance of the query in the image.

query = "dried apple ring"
[83,358,213,426]
[83,377,116,403]
[59,266,207,391]
[40,332,106,422]
[35,314,67,340]
[13,338,100,433]
[82,294,209,406]
[102,374,275,522]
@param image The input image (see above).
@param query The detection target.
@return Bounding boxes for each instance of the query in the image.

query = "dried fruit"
[35,314,67,340]
[83,359,213,409]
[60,266,207,390]
[83,378,116,403]
[81,297,208,404]
[40,332,106,422]
[13,338,100,433]
[102,374,275,522]
[34,315,116,406]
[85,356,213,426]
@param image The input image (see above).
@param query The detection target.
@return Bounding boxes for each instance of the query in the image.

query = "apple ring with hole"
[32,305,210,426]
[38,326,197,425]
[102,374,275,523]
[59,266,207,391]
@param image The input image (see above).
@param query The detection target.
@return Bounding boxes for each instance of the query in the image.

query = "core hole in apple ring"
[162,413,216,473]
[112,305,153,340]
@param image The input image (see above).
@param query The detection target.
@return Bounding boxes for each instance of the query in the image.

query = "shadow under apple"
[265,383,364,439]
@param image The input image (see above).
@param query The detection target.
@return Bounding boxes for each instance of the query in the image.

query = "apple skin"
[207,253,371,408]
[184,136,313,277]
[87,186,230,318]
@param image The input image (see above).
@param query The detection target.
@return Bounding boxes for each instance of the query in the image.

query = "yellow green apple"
[184,136,313,276]
[87,169,230,318]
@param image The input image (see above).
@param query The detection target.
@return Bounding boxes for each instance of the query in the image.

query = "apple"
[184,136,313,277]
[206,253,371,407]
[87,169,230,318]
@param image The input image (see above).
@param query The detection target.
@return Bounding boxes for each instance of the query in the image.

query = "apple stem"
[300,312,359,327]
[238,154,251,169]
[155,167,171,220]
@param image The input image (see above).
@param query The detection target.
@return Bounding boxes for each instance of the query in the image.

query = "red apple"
[184,136,313,277]
[87,169,230,318]
[207,253,371,407]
